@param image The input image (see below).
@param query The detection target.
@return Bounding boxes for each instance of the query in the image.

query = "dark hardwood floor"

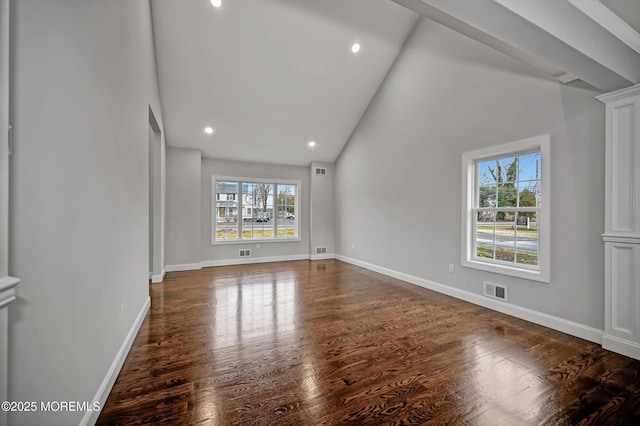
[98,260,640,425]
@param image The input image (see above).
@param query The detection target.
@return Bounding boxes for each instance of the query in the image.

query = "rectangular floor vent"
[316,246,327,254]
[315,167,327,176]
[483,281,508,301]
[239,249,251,258]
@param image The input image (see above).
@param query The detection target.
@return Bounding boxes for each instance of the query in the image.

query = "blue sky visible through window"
[478,151,541,208]
[478,151,541,184]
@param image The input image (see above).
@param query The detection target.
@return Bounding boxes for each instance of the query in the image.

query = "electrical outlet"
[351,243,355,251]
[120,303,125,320]
[448,264,455,273]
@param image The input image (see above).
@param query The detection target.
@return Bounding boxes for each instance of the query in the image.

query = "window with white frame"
[462,135,550,282]
[213,177,299,243]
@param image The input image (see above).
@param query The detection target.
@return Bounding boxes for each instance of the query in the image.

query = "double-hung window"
[462,135,550,282]
[213,177,299,243]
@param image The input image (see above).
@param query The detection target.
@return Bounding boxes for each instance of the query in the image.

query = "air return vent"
[239,249,251,258]
[483,281,508,301]
[316,246,327,254]
[315,167,327,176]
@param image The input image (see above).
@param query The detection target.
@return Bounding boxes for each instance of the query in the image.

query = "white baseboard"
[80,297,150,426]
[202,253,310,268]
[310,253,335,261]
[602,334,640,360]
[151,268,166,284]
[168,254,337,271]
[166,263,202,272]
[335,254,604,345]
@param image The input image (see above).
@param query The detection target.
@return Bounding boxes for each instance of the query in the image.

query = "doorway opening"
[149,107,162,281]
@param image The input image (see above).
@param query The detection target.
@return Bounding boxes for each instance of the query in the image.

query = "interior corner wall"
[166,147,202,267]
[335,18,605,330]
[147,94,167,283]
[160,122,167,275]
[8,1,166,425]
[200,158,310,263]
[310,162,336,256]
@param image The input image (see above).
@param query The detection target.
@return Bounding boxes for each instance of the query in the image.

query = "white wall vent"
[314,167,327,176]
[483,281,508,301]
[316,246,327,254]
[239,249,251,258]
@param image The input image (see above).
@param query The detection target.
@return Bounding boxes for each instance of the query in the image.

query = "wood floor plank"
[98,260,640,425]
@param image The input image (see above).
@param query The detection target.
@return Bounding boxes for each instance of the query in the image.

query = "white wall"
[166,147,202,267]
[310,162,335,257]
[335,18,605,329]
[8,1,165,424]
[200,157,310,264]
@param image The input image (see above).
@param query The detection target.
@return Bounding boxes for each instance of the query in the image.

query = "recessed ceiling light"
[351,43,361,53]
[210,0,222,8]
[205,126,214,135]
[308,141,316,148]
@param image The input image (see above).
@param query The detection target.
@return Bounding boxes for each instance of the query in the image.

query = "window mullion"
[492,214,497,260]
[273,183,278,239]
[514,211,519,264]
[238,181,243,240]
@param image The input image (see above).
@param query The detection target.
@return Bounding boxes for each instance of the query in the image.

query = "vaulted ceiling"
[151,0,640,166]
[151,0,418,166]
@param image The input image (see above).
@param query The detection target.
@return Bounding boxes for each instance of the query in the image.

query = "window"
[462,135,550,282]
[212,177,299,243]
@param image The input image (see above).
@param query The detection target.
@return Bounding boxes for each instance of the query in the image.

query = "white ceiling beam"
[568,0,640,55]
[495,0,640,84]
[392,0,635,92]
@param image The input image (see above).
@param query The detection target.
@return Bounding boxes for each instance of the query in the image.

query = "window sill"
[462,258,549,283]
[212,237,301,245]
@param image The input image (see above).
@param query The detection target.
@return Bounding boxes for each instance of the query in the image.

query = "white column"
[0,278,19,407]
[597,84,640,360]
[0,1,19,424]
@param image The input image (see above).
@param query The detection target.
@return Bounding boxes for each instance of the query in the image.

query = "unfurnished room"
[1,0,640,425]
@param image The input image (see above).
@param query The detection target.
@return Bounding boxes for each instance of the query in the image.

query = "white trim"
[0,276,18,426]
[461,134,551,283]
[169,255,336,270]
[202,254,309,268]
[602,334,640,360]
[335,254,603,344]
[213,237,301,245]
[603,233,640,243]
[568,0,640,56]
[150,268,166,284]
[310,253,335,261]
[213,175,301,186]
[596,83,640,103]
[0,276,19,309]
[555,72,580,84]
[166,263,202,272]
[80,297,150,426]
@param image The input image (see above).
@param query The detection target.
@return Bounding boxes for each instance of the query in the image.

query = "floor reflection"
[467,336,549,424]
[213,274,297,347]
